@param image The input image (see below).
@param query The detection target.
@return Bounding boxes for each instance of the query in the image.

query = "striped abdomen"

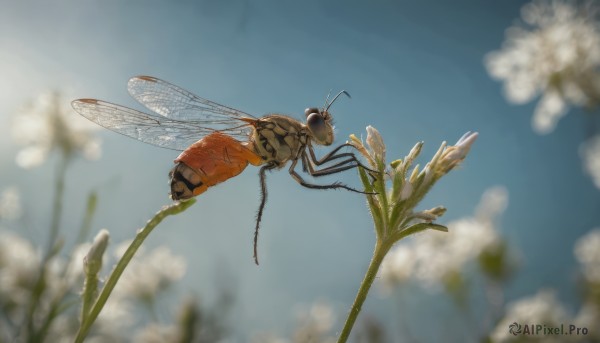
[169,132,263,200]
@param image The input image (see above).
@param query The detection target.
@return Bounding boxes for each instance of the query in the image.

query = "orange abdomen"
[169,132,263,200]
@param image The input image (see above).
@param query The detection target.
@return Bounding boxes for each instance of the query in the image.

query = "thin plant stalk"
[46,154,69,257]
[75,191,98,245]
[75,199,196,343]
[337,219,447,342]
[338,240,390,342]
[25,154,70,342]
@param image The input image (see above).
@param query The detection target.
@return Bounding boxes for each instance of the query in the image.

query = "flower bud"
[84,229,109,275]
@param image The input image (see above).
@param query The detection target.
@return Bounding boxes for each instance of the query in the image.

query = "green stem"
[46,154,69,258]
[75,191,98,246]
[74,199,196,343]
[358,167,383,236]
[80,271,99,323]
[337,240,391,343]
[25,154,69,342]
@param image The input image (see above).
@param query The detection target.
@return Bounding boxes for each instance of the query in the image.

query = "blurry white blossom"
[0,230,41,309]
[43,314,78,343]
[96,295,135,334]
[574,228,600,283]
[485,0,600,134]
[64,242,93,285]
[580,135,600,189]
[290,301,336,343]
[78,242,188,335]
[380,186,508,289]
[251,333,290,343]
[475,186,509,220]
[112,242,187,300]
[490,290,570,342]
[0,186,22,220]
[133,323,178,343]
[12,91,101,168]
[380,246,416,288]
[294,301,335,335]
[573,302,600,338]
[252,301,336,343]
[416,218,499,286]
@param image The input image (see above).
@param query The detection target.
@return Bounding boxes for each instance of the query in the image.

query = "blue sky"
[1,0,599,340]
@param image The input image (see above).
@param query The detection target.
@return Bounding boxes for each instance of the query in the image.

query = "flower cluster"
[0,231,41,314]
[0,225,191,342]
[336,126,478,340]
[349,126,478,242]
[485,0,600,134]
[490,290,570,343]
[12,91,101,168]
[488,228,600,342]
[574,228,600,284]
[111,242,187,302]
[490,288,600,342]
[380,187,509,290]
[0,187,22,221]
[251,301,336,343]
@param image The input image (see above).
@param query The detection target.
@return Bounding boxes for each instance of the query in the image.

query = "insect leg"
[302,151,359,177]
[308,142,355,164]
[303,153,362,177]
[254,162,277,265]
[307,143,376,174]
[289,154,368,194]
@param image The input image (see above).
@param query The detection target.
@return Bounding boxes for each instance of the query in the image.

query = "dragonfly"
[71,76,373,264]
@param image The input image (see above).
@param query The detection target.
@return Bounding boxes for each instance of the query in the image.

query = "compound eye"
[305,107,320,118]
[307,112,326,132]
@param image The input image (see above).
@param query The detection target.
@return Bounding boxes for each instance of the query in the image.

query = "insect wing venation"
[72,77,260,150]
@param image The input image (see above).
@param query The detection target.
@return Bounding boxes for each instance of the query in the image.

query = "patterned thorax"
[252,115,308,167]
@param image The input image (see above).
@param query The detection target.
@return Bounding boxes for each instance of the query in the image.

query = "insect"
[72,76,373,264]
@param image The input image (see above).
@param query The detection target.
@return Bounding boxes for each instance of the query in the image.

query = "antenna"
[325,90,351,111]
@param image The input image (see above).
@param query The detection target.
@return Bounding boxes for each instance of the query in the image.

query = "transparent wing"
[72,99,253,151]
[127,75,258,122]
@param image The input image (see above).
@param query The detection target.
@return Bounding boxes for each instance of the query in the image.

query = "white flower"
[533,88,568,133]
[475,186,509,222]
[292,301,336,343]
[380,245,416,289]
[59,243,93,288]
[435,131,479,176]
[306,301,335,333]
[380,187,507,289]
[0,187,22,220]
[0,230,41,310]
[250,333,290,343]
[399,180,413,201]
[112,242,187,300]
[365,125,385,165]
[12,91,101,168]
[410,217,498,287]
[573,302,600,338]
[96,295,135,333]
[490,289,570,342]
[252,301,336,343]
[485,0,600,134]
[580,135,600,189]
[574,228,600,283]
[133,323,179,343]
